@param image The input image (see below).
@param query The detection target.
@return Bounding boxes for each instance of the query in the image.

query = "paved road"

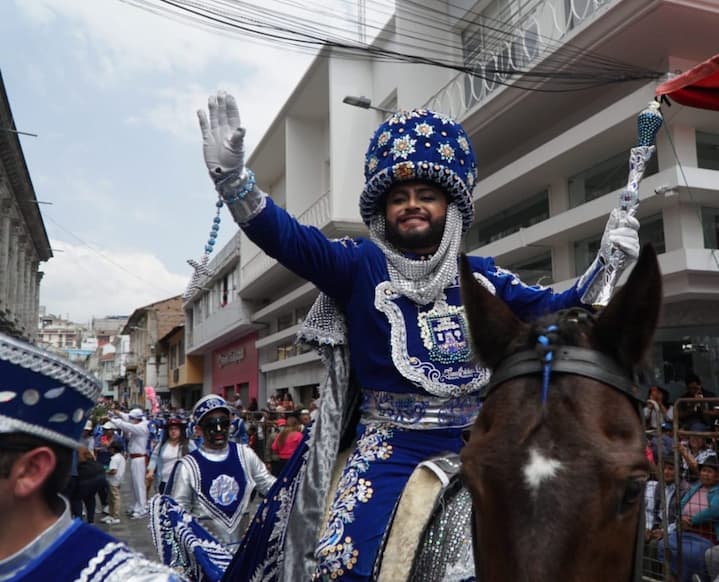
[93,469,157,560]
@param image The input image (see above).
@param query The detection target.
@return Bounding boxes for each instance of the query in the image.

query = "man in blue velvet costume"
[0,331,186,581]
[197,92,641,581]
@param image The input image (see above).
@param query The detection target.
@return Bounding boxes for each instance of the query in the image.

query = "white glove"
[197,91,246,180]
[600,208,640,261]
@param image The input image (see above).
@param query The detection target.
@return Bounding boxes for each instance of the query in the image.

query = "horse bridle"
[476,342,647,582]
[479,345,647,404]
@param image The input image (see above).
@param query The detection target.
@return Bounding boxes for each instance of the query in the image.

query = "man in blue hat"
[0,332,185,581]
[198,92,641,581]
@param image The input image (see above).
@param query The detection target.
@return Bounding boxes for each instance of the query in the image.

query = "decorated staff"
[584,100,664,306]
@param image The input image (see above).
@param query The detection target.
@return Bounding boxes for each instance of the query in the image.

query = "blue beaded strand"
[203,198,223,254]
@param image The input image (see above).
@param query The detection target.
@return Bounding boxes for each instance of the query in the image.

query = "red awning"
[656,54,719,111]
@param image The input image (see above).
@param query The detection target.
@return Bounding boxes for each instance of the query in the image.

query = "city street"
[91,464,262,567]
[93,469,156,560]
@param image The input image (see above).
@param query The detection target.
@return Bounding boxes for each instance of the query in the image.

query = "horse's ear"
[460,254,525,369]
[593,244,662,368]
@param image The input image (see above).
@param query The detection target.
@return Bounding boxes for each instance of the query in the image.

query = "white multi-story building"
[186,0,719,405]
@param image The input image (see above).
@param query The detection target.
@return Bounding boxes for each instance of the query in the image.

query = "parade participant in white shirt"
[109,407,149,518]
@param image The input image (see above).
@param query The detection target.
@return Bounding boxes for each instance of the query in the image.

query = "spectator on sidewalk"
[101,442,126,525]
[70,446,106,524]
[146,417,194,494]
[271,415,303,476]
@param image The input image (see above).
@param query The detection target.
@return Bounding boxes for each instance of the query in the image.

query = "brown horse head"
[459,245,662,582]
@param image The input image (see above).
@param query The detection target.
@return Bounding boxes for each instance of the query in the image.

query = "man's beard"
[385,216,445,253]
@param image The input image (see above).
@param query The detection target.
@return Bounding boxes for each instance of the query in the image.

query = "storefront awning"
[656,54,719,111]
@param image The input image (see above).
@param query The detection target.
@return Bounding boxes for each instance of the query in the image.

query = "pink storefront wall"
[211,332,259,402]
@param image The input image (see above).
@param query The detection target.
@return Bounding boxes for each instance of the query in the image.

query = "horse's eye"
[461,428,472,444]
[619,477,646,513]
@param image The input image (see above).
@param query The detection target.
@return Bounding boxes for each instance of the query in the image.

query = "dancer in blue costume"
[197,92,641,581]
[0,331,186,581]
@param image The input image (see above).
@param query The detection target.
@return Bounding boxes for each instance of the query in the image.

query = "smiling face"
[384,181,448,254]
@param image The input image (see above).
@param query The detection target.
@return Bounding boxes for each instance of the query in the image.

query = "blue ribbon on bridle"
[536,325,559,404]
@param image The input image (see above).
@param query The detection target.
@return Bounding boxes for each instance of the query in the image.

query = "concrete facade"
[185,0,719,405]
[0,72,51,342]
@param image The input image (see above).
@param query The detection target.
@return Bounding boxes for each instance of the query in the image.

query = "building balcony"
[239,191,332,299]
[168,355,203,389]
[187,298,257,354]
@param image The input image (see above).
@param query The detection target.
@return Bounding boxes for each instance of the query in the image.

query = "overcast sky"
[0,0,322,324]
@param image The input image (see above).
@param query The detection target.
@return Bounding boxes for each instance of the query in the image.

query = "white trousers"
[129,456,147,514]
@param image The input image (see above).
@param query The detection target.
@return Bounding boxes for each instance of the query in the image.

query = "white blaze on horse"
[459,244,662,582]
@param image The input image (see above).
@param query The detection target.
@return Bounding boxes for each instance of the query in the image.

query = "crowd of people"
[643,373,719,582]
[59,390,314,532]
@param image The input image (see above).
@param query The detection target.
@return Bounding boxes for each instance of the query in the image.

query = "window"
[639,213,665,254]
[505,253,553,286]
[702,207,719,249]
[277,313,294,333]
[221,275,229,307]
[568,150,658,208]
[574,234,601,276]
[573,213,665,276]
[467,190,549,248]
[276,343,297,361]
[697,132,719,170]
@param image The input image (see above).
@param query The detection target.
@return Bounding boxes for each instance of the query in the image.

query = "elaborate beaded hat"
[192,394,230,424]
[0,331,101,449]
[360,108,478,233]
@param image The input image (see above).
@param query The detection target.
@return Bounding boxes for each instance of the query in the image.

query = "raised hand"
[197,91,246,179]
[601,208,640,260]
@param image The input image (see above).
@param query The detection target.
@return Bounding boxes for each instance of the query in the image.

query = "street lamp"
[342,95,396,115]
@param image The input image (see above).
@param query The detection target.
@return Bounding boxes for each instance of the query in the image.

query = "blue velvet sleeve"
[241,197,361,300]
[481,257,587,320]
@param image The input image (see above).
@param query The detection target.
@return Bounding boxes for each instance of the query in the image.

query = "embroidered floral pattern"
[376,130,392,146]
[457,135,470,153]
[432,111,455,125]
[314,425,394,579]
[414,121,434,137]
[366,155,379,173]
[390,135,417,160]
[437,142,456,163]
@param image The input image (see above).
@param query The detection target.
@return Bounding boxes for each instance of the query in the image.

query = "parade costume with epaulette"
[0,332,186,582]
[193,96,641,581]
[2,500,183,582]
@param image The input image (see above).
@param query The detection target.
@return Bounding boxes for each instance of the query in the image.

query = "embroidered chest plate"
[374,279,493,397]
[418,301,470,364]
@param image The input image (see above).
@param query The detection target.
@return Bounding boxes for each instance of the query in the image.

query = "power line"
[43,215,183,297]
[118,0,662,93]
